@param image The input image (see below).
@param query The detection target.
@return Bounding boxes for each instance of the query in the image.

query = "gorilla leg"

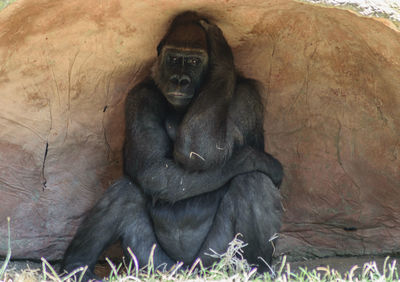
[197,172,281,271]
[61,177,174,279]
[119,184,175,270]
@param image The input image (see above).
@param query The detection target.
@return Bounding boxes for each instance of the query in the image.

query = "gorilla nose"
[180,77,190,86]
[170,75,191,87]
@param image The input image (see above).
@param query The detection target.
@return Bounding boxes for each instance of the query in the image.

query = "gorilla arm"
[123,83,282,203]
[173,20,237,170]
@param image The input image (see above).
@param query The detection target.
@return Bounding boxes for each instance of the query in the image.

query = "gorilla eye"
[167,55,179,65]
[187,57,201,66]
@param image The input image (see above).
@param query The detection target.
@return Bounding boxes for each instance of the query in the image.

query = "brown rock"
[0,0,399,260]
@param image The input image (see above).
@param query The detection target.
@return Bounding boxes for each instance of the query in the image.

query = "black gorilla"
[61,12,283,280]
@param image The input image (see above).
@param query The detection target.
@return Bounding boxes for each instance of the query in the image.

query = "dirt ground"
[1,255,399,278]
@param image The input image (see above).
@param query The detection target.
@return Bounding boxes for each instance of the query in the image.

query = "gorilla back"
[61,12,283,280]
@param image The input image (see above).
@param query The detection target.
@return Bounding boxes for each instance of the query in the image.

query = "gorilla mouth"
[168,92,186,97]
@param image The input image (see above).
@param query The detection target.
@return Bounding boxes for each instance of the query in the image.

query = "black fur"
[61,12,283,281]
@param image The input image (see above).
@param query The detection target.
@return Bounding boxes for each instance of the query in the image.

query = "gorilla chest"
[149,191,223,263]
[165,111,182,142]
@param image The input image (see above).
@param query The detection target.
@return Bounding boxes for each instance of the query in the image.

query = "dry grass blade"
[41,258,62,282]
[126,247,139,277]
[1,228,399,282]
[204,233,252,274]
[0,217,11,280]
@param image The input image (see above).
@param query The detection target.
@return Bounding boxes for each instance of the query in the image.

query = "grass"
[1,254,398,282]
[1,223,399,281]
[1,242,399,281]
[0,0,17,11]
[0,217,11,280]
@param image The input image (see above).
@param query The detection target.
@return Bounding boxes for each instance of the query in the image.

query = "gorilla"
[61,12,283,280]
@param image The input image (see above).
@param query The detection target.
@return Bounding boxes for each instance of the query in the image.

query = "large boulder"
[0,0,399,260]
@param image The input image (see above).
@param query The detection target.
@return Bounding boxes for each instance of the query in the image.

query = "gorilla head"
[153,12,209,109]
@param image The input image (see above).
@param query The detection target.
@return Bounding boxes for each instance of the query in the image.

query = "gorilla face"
[157,47,208,109]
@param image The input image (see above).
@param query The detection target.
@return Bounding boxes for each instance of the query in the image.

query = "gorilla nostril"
[170,75,190,86]
[170,76,179,85]
[180,78,190,86]
[179,75,191,87]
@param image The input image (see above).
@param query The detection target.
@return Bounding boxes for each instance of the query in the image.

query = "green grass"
[0,0,17,11]
[1,235,399,281]
[1,224,399,281]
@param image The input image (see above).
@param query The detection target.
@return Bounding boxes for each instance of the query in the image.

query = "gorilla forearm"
[126,145,282,202]
[131,158,231,202]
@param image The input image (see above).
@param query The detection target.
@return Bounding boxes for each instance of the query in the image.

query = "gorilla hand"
[227,147,283,188]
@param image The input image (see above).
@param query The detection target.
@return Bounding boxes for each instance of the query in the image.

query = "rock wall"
[0,0,399,260]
